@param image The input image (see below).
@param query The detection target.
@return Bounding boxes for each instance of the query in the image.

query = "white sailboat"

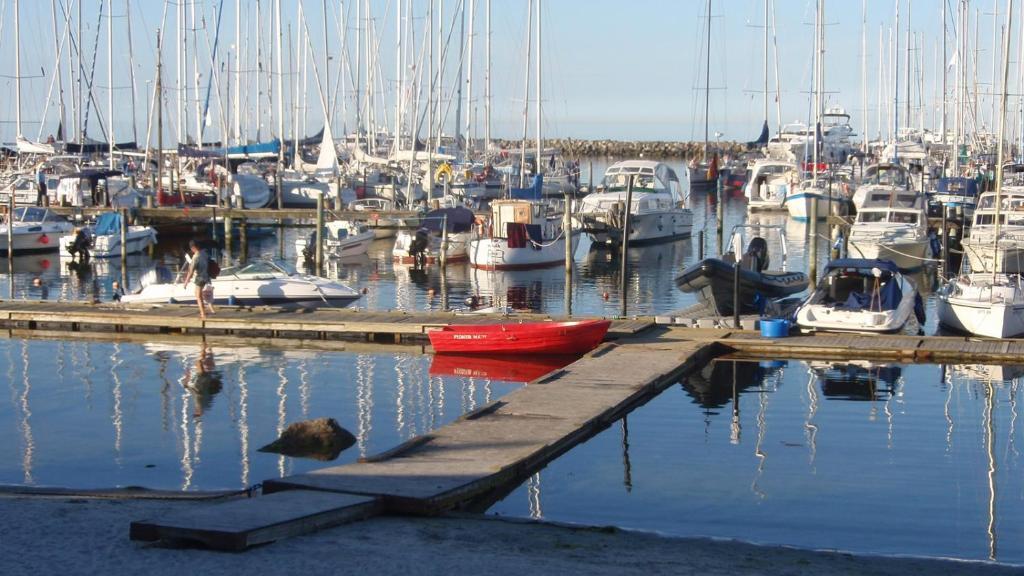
[936,0,1024,339]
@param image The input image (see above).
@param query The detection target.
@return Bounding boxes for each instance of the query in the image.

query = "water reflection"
[489,360,1024,564]
[0,337,526,491]
[428,354,576,383]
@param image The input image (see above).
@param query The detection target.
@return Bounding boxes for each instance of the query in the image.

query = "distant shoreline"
[493,138,747,160]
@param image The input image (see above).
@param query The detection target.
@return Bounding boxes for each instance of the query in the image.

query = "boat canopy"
[421,206,475,233]
[93,212,122,236]
[862,164,909,187]
[510,174,544,201]
[934,177,979,197]
[841,276,902,312]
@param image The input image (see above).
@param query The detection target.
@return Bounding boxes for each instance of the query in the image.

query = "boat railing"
[729,223,788,271]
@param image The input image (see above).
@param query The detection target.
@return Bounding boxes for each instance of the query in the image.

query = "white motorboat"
[295,220,376,260]
[851,163,912,210]
[393,206,478,265]
[576,160,693,245]
[469,199,579,270]
[745,159,797,211]
[846,191,932,271]
[349,197,400,239]
[120,259,361,308]
[0,207,74,253]
[783,178,850,221]
[59,212,157,258]
[936,273,1024,338]
[795,258,924,333]
[961,187,1024,274]
[766,122,811,163]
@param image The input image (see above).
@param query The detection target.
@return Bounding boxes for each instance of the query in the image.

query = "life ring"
[435,162,453,182]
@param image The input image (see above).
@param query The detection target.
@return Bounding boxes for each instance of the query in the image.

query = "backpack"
[207,258,220,279]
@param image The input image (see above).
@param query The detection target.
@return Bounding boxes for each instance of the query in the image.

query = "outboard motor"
[409,227,431,268]
[67,228,92,263]
[301,232,317,262]
[741,237,770,272]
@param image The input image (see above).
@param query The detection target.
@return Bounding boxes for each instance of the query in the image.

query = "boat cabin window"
[890,212,918,224]
[864,167,908,187]
[974,214,1005,226]
[857,211,887,223]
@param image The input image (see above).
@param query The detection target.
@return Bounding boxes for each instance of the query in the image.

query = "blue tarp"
[93,212,121,236]
[842,278,902,312]
[934,177,979,197]
[422,206,475,233]
[510,174,544,201]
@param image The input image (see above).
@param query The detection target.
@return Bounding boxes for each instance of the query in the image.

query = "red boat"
[429,354,580,382]
[428,319,612,355]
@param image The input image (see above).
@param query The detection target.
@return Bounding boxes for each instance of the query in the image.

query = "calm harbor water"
[491,359,1024,564]
[0,159,1003,563]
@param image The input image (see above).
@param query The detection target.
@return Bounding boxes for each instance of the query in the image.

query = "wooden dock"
[0,300,653,344]
[130,336,724,550]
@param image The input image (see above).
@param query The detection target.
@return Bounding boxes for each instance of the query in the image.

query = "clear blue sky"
[0,1,998,145]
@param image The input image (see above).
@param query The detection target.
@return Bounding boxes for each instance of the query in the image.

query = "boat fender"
[168,297,177,304]
[227,295,237,306]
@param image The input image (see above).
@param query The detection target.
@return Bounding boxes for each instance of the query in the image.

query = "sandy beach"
[1,493,1020,576]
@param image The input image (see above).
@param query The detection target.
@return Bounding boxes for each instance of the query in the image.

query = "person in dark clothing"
[181,239,214,319]
[35,165,47,207]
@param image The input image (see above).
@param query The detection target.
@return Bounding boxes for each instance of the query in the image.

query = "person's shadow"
[187,341,223,418]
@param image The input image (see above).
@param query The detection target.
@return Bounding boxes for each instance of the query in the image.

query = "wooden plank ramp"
[130,338,724,550]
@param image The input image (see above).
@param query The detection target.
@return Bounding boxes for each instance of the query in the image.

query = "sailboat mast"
[275,0,284,176]
[894,0,900,161]
[703,0,711,161]
[993,0,1013,282]
[861,0,868,154]
[484,0,491,157]
[256,0,262,141]
[127,0,139,144]
[234,0,241,144]
[520,0,533,188]
[108,0,115,169]
[763,0,768,124]
[465,0,475,156]
[157,29,163,192]
[812,0,820,183]
[15,0,21,139]
[535,0,541,169]
[51,0,67,142]
[941,0,947,147]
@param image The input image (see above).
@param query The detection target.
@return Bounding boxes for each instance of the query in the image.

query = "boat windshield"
[857,210,918,224]
[976,194,1024,211]
[863,167,908,187]
[602,167,664,191]
[222,260,295,278]
[12,207,63,223]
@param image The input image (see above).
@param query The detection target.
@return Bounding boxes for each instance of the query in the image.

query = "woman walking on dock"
[181,240,215,320]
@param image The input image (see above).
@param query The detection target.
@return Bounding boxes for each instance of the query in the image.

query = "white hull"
[295,229,375,259]
[583,210,693,245]
[846,238,931,271]
[784,192,847,221]
[59,227,158,258]
[392,230,475,265]
[0,223,74,253]
[469,234,579,270]
[937,278,1024,338]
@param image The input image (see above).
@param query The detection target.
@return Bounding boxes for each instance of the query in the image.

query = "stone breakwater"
[493,139,747,160]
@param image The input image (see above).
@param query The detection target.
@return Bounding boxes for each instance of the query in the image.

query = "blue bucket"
[759,318,790,338]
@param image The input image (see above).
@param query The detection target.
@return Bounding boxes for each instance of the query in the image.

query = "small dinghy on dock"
[428,319,611,355]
